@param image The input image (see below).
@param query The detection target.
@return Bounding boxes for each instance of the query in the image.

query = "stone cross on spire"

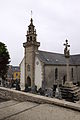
[64,39,70,58]
[31,10,33,18]
[30,10,33,25]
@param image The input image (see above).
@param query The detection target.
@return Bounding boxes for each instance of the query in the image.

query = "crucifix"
[64,39,70,82]
[31,10,33,18]
[30,10,33,24]
[64,39,70,58]
[61,40,79,101]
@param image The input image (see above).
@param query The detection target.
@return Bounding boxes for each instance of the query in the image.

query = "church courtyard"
[0,98,80,120]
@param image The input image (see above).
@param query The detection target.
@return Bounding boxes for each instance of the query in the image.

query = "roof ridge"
[37,50,80,65]
[71,54,80,56]
[39,50,63,55]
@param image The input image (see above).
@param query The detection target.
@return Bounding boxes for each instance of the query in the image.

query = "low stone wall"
[0,87,80,111]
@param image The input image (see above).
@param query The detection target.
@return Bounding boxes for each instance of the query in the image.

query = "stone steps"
[60,83,80,102]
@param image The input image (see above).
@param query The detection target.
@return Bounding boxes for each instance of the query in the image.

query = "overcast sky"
[0,0,80,66]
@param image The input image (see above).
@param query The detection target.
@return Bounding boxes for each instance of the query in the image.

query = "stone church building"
[20,17,80,91]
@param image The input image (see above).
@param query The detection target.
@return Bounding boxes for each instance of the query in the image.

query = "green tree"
[0,42,10,80]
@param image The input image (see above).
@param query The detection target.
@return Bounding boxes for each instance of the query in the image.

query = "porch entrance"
[27,76,31,87]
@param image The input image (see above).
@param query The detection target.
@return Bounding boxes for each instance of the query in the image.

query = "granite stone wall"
[44,65,80,88]
[0,87,80,111]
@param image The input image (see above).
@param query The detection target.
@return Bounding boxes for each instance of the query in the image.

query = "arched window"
[27,37,29,42]
[34,37,36,41]
[71,68,73,78]
[55,68,58,80]
[29,27,31,32]
[30,36,32,41]
[16,73,18,76]
[63,75,66,84]
[27,76,31,87]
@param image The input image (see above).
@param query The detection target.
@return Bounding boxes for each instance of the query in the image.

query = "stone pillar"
[66,58,70,82]
[64,39,71,85]
[60,39,80,102]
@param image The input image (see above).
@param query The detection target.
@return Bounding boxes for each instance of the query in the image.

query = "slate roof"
[37,50,80,65]
[12,66,20,72]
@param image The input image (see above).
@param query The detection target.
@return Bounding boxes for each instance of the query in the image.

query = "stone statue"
[64,40,70,58]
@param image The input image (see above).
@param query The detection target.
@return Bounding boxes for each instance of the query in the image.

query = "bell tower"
[23,16,40,88]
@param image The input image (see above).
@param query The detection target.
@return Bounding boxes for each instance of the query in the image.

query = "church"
[20,17,80,91]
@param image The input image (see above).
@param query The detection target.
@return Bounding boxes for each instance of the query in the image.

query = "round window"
[36,61,39,65]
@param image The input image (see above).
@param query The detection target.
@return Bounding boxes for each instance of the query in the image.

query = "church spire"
[23,13,40,89]
[26,12,37,43]
[23,13,40,49]
[30,10,33,25]
[30,18,33,25]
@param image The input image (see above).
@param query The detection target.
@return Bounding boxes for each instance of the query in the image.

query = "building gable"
[35,55,43,90]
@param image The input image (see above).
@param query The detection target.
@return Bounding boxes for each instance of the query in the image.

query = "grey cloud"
[0,0,80,65]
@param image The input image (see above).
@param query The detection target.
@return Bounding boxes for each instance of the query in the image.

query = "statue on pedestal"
[64,39,70,58]
[60,39,80,102]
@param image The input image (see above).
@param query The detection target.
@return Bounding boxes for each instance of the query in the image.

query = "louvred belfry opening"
[26,18,37,43]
